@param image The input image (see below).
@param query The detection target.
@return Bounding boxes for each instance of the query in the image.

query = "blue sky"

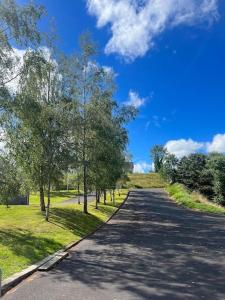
[31,0,225,172]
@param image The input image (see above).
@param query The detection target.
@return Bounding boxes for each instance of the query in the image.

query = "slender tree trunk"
[82,57,88,214]
[78,181,80,205]
[97,189,100,203]
[66,172,69,191]
[110,190,113,202]
[83,161,88,213]
[95,189,98,209]
[104,190,106,205]
[113,189,115,206]
[45,179,51,221]
[27,191,30,205]
[40,185,46,212]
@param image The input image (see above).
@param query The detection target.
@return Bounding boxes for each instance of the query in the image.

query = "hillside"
[125,173,166,189]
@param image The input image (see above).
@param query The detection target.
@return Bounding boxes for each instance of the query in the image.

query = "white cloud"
[165,138,203,159]
[87,0,218,61]
[125,90,146,108]
[207,134,225,153]
[134,161,151,173]
[5,47,54,95]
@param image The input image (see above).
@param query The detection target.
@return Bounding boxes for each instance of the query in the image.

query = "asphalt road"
[4,189,225,300]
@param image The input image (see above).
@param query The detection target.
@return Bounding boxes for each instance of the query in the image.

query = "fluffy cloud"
[165,138,203,158]
[87,0,218,61]
[133,161,152,173]
[125,90,146,108]
[165,134,225,158]
[206,134,225,153]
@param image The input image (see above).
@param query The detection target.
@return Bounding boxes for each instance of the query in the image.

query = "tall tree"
[64,34,136,213]
[0,1,44,208]
[160,153,178,184]
[64,34,109,213]
[3,48,71,217]
[151,145,167,172]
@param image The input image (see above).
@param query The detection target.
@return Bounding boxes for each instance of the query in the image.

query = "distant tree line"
[0,0,136,218]
[151,145,225,205]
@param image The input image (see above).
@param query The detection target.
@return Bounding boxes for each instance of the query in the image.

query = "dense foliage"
[151,145,225,205]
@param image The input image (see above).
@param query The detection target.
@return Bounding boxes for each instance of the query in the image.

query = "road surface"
[4,189,225,300]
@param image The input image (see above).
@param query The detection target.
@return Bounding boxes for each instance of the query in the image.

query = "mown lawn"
[29,189,78,205]
[126,173,166,189]
[0,190,127,279]
[166,184,225,214]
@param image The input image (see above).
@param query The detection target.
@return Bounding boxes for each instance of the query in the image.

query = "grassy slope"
[0,190,127,279]
[166,184,225,215]
[126,173,166,189]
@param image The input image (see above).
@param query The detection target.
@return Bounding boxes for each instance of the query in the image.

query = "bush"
[177,154,214,198]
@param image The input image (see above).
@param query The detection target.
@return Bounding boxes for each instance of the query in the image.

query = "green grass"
[0,189,127,280]
[125,173,166,189]
[166,183,225,214]
[29,190,78,205]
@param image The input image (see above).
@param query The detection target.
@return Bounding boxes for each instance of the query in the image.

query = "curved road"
[4,189,225,300]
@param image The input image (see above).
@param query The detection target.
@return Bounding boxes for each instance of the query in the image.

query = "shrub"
[177,154,214,198]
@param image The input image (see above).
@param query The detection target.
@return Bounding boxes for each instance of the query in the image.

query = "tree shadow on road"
[47,190,225,300]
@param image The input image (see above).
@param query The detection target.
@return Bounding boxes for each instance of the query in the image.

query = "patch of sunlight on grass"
[0,189,128,279]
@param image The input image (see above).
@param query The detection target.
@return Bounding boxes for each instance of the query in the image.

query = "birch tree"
[3,48,71,217]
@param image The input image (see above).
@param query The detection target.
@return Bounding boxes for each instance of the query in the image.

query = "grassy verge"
[166,183,225,214]
[0,189,127,279]
[126,173,166,189]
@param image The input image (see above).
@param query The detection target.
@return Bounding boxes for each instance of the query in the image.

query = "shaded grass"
[125,173,166,189]
[0,190,127,279]
[166,184,225,214]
